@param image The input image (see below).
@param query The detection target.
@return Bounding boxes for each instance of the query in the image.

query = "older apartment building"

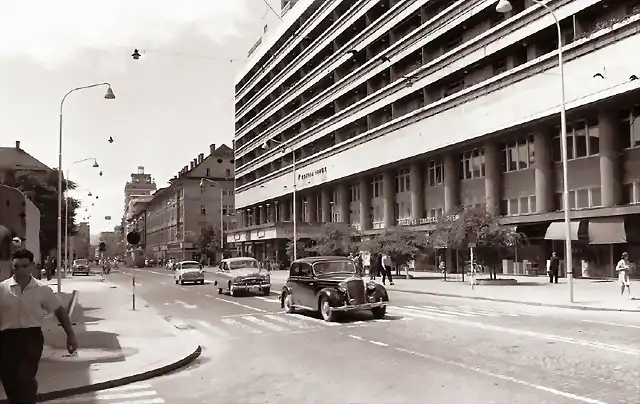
[130,144,236,261]
[228,0,640,277]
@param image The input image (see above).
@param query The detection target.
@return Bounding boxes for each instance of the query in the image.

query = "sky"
[0,0,282,234]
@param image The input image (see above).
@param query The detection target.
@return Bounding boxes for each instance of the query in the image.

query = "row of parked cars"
[181,256,390,322]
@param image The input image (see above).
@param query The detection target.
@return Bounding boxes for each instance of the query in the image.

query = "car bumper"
[233,283,270,290]
[182,276,204,281]
[331,301,387,312]
[73,268,89,272]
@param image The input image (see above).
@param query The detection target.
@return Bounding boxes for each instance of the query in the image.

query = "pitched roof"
[0,146,51,172]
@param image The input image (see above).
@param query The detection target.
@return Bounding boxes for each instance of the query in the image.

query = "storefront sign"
[298,167,327,182]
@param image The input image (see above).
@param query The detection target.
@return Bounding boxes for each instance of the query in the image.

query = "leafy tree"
[429,205,526,279]
[360,226,430,268]
[308,223,357,256]
[2,170,79,258]
[196,225,221,261]
[285,238,314,260]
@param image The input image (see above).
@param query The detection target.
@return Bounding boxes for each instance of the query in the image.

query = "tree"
[285,238,313,260]
[429,205,526,279]
[2,170,79,258]
[308,223,357,256]
[360,226,431,268]
[196,225,221,262]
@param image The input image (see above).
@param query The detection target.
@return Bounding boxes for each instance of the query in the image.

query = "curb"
[4,345,203,403]
[391,289,640,312]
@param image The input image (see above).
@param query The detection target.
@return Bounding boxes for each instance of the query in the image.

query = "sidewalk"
[268,270,640,312]
[0,276,201,402]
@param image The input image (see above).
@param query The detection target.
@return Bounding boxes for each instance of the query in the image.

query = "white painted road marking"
[582,319,640,329]
[196,320,232,338]
[174,300,197,309]
[221,318,263,334]
[215,297,267,312]
[264,314,314,329]
[395,347,608,404]
[289,314,340,327]
[48,388,162,403]
[242,315,287,332]
[254,296,280,303]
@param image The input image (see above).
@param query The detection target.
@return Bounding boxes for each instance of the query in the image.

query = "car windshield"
[74,260,88,265]
[229,259,259,270]
[182,262,200,269]
[313,260,356,275]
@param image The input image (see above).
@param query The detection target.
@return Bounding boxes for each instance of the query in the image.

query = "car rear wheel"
[319,296,337,322]
[175,279,179,284]
[262,287,270,296]
[371,306,386,319]
[217,287,223,294]
[283,293,295,314]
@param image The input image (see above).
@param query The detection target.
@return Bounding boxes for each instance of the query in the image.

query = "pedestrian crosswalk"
[48,382,164,403]
[388,304,534,320]
[166,311,396,340]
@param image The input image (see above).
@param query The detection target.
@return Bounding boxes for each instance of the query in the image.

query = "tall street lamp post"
[261,140,297,259]
[496,0,573,301]
[57,83,115,293]
[65,158,99,275]
[200,178,225,260]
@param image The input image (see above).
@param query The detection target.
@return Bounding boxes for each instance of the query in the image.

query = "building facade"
[229,0,640,277]
[131,144,236,261]
[70,222,91,259]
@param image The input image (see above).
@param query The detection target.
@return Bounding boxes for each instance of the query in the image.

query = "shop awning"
[544,221,580,241]
[588,218,627,245]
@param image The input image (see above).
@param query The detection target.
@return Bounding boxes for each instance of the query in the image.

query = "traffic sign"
[127,231,141,245]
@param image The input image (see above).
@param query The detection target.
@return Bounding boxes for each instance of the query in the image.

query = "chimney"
[190,161,195,170]
[192,158,198,168]
[198,153,204,164]
[15,141,20,149]
[209,144,216,155]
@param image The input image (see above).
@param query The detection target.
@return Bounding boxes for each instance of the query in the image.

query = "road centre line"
[395,347,609,404]
[388,307,640,356]
[582,319,640,329]
[215,297,266,312]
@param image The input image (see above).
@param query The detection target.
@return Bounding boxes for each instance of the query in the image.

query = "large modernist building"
[229,0,640,278]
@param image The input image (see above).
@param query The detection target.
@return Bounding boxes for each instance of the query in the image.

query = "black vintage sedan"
[280,256,389,322]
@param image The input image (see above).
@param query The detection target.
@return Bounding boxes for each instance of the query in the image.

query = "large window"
[428,160,444,186]
[371,175,383,198]
[396,168,411,193]
[502,135,535,172]
[460,148,485,180]
[617,105,640,149]
[500,196,536,216]
[349,183,360,202]
[554,187,602,210]
[552,117,599,162]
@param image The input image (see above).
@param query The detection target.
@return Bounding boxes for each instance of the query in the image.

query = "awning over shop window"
[544,221,580,241]
[588,218,627,245]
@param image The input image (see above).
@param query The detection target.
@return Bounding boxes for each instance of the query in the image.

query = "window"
[552,117,600,162]
[205,168,210,176]
[444,79,464,97]
[428,160,444,186]
[500,196,536,216]
[371,175,383,198]
[428,208,443,219]
[493,58,508,75]
[460,148,485,180]
[200,205,206,215]
[349,183,360,202]
[617,105,640,149]
[394,201,411,220]
[396,168,411,193]
[225,169,231,177]
[502,135,535,172]
[554,187,602,210]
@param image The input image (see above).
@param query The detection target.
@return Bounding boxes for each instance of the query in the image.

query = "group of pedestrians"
[351,251,395,286]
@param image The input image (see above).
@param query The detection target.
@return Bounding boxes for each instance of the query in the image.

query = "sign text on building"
[298,167,327,182]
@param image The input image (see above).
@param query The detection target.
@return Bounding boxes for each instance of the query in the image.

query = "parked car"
[212,257,270,297]
[71,259,90,276]
[173,261,205,285]
[280,256,389,322]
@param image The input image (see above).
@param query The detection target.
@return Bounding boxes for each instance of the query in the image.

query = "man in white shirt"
[0,248,78,403]
[616,252,632,299]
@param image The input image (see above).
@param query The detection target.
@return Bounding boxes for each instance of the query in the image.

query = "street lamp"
[496,0,573,301]
[57,83,115,293]
[200,178,225,260]
[261,139,297,260]
[65,158,99,275]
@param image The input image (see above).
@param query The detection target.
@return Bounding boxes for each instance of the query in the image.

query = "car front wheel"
[319,296,337,322]
[371,306,386,320]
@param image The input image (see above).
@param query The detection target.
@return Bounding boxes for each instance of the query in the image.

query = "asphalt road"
[54,267,640,404]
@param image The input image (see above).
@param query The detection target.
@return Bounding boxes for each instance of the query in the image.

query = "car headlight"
[338,281,347,292]
[234,277,243,283]
[367,281,376,290]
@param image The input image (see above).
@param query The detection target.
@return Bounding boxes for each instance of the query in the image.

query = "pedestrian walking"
[616,252,633,299]
[45,257,55,282]
[362,252,372,280]
[548,251,560,284]
[354,253,363,277]
[380,253,394,285]
[0,248,78,404]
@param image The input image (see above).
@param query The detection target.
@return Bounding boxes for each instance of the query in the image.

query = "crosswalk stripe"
[112,399,165,404]
[50,390,158,403]
[458,306,517,317]
[398,306,457,318]
[387,307,443,320]
[264,314,315,329]
[289,314,340,326]
[242,315,287,332]
[406,305,478,317]
[221,318,263,333]
[254,296,280,303]
[98,384,153,392]
[196,320,233,337]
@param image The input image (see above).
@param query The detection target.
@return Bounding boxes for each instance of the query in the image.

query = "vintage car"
[173,260,205,285]
[280,256,389,322]
[71,259,90,276]
[212,257,270,297]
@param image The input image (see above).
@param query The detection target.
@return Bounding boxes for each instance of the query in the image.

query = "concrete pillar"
[321,188,332,223]
[599,110,621,207]
[307,194,317,223]
[534,131,554,213]
[259,206,266,224]
[246,209,253,226]
[268,203,276,223]
[337,183,350,224]
[484,141,501,215]
[443,154,459,213]
[383,170,395,228]
[359,178,372,231]
[294,196,303,223]
[279,199,289,222]
[410,163,424,223]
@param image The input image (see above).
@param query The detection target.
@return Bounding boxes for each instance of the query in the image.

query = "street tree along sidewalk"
[360,227,431,269]
[428,205,526,280]
[285,223,358,258]
[196,224,221,262]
